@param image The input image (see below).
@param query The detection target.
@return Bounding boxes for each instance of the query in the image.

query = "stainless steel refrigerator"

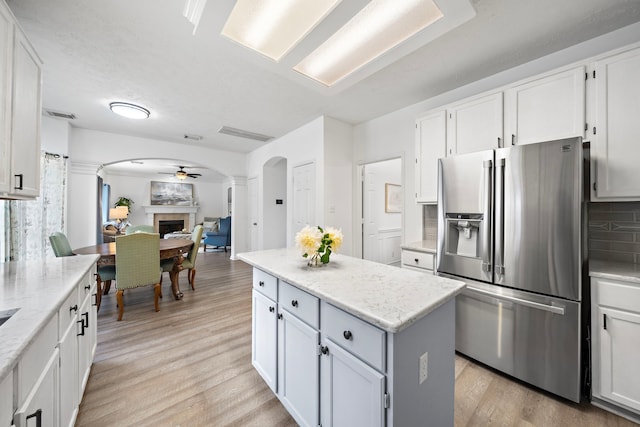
[437,137,588,402]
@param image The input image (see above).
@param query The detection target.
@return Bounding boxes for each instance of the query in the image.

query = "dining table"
[74,238,194,301]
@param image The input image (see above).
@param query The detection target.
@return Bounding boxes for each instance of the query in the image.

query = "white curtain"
[1,152,67,261]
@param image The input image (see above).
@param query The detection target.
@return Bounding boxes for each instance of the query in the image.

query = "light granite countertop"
[590,259,640,284]
[401,240,437,254]
[0,255,99,381]
[238,248,465,333]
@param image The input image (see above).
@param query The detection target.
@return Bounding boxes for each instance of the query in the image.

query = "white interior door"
[292,163,315,242]
[361,158,402,264]
[248,177,258,251]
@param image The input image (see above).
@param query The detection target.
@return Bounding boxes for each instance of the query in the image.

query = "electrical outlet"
[419,352,428,384]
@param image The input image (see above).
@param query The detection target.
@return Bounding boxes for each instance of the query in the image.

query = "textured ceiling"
[8,0,640,158]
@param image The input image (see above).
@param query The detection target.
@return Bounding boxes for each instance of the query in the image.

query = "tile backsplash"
[424,202,640,264]
[422,204,438,241]
[589,202,640,264]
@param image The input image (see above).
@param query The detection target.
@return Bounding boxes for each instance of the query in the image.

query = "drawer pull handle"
[85,284,91,290]
[277,313,283,320]
[14,174,23,190]
[291,300,298,308]
[320,345,329,355]
[258,281,264,287]
[343,330,353,340]
[414,258,419,263]
[70,304,78,313]
[269,306,275,313]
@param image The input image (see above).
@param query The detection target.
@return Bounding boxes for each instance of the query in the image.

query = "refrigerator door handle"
[494,158,505,280]
[466,286,566,315]
[481,160,493,273]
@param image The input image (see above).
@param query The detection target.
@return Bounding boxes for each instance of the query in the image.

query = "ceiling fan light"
[176,170,188,180]
[109,102,151,120]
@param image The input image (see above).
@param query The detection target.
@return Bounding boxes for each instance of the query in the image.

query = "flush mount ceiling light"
[221,0,342,62]
[109,102,150,120]
[294,0,443,86]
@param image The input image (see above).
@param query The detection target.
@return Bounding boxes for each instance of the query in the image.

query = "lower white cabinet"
[591,277,640,418]
[0,261,97,427]
[251,290,278,393]
[14,349,59,427]
[251,267,457,426]
[0,374,13,427]
[277,308,319,427]
[320,338,385,427]
[401,248,434,274]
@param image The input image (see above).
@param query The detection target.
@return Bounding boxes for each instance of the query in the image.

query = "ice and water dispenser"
[444,214,483,258]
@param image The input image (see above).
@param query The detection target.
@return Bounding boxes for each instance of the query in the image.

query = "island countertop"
[0,255,99,381]
[238,248,465,333]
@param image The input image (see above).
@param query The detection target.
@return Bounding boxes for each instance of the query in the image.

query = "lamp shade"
[109,206,129,220]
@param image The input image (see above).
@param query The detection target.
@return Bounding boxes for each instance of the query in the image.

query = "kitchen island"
[238,248,465,427]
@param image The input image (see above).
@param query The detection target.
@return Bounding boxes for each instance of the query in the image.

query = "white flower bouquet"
[295,225,343,266]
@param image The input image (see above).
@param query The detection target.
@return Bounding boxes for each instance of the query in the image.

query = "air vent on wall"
[44,109,77,120]
[218,126,273,142]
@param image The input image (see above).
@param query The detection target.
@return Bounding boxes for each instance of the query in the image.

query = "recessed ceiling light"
[109,102,151,120]
[221,0,342,62]
[294,0,444,86]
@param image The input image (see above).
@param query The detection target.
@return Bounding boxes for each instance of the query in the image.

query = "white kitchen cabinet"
[277,308,319,427]
[0,374,12,427]
[401,248,434,274]
[252,289,278,393]
[504,66,585,146]
[591,277,640,417]
[320,338,385,427]
[415,110,446,203]
[590,47,640,201]
[58,287,78,427]
[446,92,503,155]
[14,349,59,427]
[0,0,42,199]
[77,274,97,396]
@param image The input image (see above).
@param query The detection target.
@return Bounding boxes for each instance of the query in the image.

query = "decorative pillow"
[203,219,219,232]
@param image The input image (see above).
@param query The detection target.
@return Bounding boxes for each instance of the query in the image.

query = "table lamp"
[109,206,129,231]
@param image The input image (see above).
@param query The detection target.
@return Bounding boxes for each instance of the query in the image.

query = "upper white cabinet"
[0,0,42,200]
[446,92,503,155]
[590,47,640,201]
[415,110,446,203]
[504,66,585,146]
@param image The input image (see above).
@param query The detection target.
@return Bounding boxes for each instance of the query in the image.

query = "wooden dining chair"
[114,233,163,321]
[49,231,115,311]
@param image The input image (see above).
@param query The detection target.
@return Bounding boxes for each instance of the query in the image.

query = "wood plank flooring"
[76,250,638,427]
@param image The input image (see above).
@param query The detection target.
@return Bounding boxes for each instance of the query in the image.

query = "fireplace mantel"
[143,205,199,231]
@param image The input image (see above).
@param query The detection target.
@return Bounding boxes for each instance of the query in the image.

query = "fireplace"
[158,220,184,237]
[144,206,198,234]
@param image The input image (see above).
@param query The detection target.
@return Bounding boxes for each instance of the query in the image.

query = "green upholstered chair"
[182,225,204,290]
[49,232,115,311]
[49,231,74,257]
[114,233,163,321]
[125,225,155,234]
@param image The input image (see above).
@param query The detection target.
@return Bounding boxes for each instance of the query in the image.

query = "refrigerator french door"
[437,137,587,402]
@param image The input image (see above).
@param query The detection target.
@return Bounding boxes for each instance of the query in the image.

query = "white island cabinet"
[239,249,465,427]
[0,255,99,427]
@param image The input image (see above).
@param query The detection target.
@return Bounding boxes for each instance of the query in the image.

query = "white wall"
[66,127,247,248]
[324,117,354,255]
[263,158,287,249]
[366,158,402,231]
[247,117,325,249]
[353,21,640,246]
[102,173,224,226]
[41,116,70,156]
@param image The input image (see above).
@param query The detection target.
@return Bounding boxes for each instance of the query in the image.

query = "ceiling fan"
[160,165,202,180]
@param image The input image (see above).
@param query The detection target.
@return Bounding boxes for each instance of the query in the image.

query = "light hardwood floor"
[76,250,638,427]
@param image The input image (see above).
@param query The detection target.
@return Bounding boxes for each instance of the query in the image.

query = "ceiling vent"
[44,109,77,120]
[218,126,273,142]
[184,133,203,141]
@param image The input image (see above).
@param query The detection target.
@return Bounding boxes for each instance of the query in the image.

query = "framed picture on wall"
[385,183,402,213]
[150,181,193,205]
